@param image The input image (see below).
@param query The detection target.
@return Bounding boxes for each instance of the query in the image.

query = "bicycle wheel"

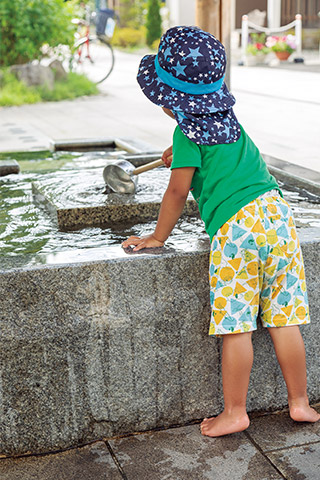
[69,35,115,84]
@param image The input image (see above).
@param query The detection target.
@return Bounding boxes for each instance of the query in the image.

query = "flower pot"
[275,51,291,61]
[246,53,267,66]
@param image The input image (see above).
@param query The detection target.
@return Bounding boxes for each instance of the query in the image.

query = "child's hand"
[162,146,173,168]
[121,234,164,252]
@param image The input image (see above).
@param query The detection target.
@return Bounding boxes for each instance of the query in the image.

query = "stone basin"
[32,165,198,230]
[0,141,320,457]
[31,152,320,232]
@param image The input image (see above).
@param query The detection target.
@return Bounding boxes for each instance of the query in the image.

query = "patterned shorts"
[209,190,310,336]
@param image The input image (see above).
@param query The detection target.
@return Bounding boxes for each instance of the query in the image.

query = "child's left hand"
[121,234,164,252]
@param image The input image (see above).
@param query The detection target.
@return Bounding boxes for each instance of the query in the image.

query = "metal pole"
[239,14,248,66]
[294,13,304,63]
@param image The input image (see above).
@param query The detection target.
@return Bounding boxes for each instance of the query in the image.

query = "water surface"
[1,151,320,259]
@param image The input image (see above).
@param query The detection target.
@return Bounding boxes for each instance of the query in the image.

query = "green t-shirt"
[171,124,281,240]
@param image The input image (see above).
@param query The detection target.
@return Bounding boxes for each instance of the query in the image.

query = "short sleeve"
[171,126,202,170]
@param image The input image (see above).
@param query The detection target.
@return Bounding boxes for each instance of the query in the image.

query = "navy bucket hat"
[137,26,241,145]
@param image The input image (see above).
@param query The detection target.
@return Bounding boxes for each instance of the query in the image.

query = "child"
[121,26,320,436]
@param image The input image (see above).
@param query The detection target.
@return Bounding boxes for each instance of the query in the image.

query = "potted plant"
[246,33,270,65]
[266,35,296,61]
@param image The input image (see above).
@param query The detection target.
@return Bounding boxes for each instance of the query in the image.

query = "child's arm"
[122,166,195,251]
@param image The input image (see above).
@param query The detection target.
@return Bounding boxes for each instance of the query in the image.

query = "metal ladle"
[103,158,165,194]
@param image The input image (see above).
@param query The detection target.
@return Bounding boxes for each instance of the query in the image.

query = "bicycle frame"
[70,5,115,83]
[76,24,92,64]
[72,6,93,64]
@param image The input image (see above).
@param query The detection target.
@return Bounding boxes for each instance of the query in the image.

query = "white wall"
[166,0,196,27]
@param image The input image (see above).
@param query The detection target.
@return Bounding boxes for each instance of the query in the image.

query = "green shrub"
[0,0,76,67]
[37,72,99,101]
[112,27,145,48]
[0,70,98,106]
[0,70,41,105]
[118,0,145,29]
[151,38,160,50]
[146,0,162,47]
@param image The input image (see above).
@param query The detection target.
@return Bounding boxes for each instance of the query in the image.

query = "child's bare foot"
[289,403,320,423]
[200,410,250,437]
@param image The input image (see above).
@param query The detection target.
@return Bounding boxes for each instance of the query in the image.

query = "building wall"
[281,0,320,27]
[235,0,268,28]
[167,0,196,27]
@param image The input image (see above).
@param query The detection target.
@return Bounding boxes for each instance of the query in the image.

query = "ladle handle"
[133,159,164,175]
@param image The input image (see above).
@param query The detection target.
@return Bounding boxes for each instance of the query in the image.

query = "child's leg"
[268,325,320,422]
[201,332,252,437]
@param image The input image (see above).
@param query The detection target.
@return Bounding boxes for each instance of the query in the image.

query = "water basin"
[1,150,320,262]
[1,146,320,457]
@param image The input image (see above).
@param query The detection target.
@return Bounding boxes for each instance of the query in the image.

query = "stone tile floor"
[0,405,319,480]
[0,122,52,154]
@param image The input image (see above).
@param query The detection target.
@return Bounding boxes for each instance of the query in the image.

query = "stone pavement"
[0,406,319,480]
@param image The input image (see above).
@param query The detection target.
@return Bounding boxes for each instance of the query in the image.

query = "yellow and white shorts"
[209,190,310,336]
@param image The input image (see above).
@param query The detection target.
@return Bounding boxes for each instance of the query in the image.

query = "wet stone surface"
[32,165,199,229]
[32,163,320,231]
[1,411,320,479]
[109,424,283,480]
[0,159,20,176]
[267,443,320,480]
[247,406,320,452]
[2,149,320,260]
[1,150,203,258]
[0,442,122,480]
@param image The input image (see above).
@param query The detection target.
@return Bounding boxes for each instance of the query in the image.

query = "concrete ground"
[0,49,320,478]
[0,405,319,479]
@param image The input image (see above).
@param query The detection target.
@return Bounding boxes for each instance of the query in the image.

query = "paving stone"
[0,122,52,153]
[9,128,25,134]
[247,405,320,452]
[21,137,36,142]
[109,424,282,480]
[267,442,320,480]
[0,442,122,480]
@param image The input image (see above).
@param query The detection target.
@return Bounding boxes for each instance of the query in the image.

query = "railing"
[240,13,303,65]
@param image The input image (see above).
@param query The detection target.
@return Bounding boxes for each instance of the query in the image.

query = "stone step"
[0,159,20,176]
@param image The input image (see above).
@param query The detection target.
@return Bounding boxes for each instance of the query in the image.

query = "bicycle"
[69,7,115,84]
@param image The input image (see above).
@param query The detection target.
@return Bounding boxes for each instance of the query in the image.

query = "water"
[0,150,207,258]
[1,151,320,258]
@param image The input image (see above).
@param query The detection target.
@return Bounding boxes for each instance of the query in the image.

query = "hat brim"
[137,54,236,114]
[172,108,241,146]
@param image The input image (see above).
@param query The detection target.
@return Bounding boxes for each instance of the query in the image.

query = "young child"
[121,26,320,436]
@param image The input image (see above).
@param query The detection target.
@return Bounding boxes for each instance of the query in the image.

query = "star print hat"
[137,26,241,145]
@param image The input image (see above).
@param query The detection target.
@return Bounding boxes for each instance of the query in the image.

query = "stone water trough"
[0,139,320,457]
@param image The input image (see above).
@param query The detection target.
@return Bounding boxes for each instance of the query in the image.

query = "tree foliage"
[118,0,144,28]
[0,0,76,67]
[146,0,162,47]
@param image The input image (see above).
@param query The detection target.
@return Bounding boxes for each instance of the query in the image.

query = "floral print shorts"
[209,190,310,336]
